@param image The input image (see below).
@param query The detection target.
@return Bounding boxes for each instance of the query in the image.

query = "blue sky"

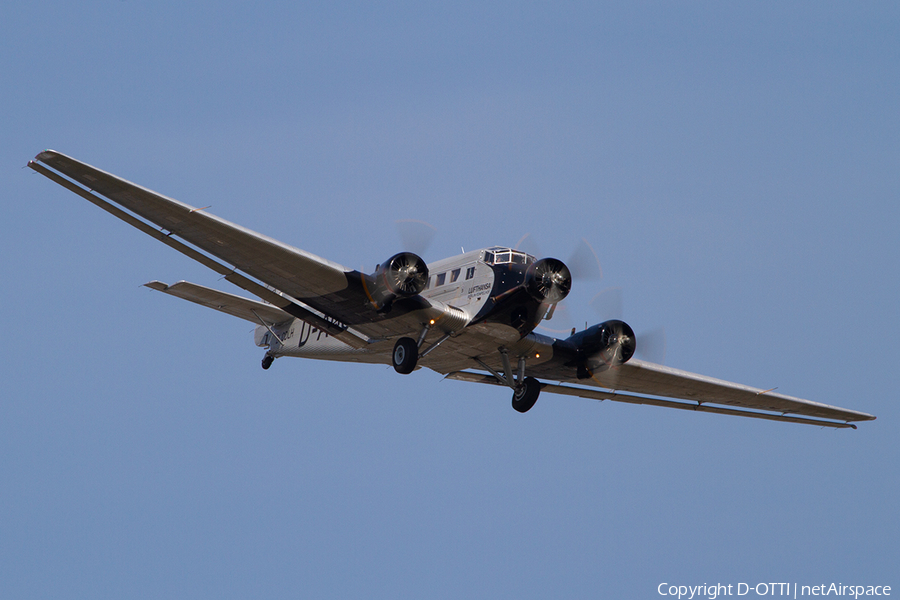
[2,2,898,598]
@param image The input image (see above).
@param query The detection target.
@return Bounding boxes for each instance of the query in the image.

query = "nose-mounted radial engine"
[365,252,429,312]
[524,257,572,304]
[454,255,575,413]
[477,252,573,335]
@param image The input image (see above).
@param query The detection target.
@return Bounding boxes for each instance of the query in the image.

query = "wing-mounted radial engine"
[364,252,429,312]
[565,319,637,379]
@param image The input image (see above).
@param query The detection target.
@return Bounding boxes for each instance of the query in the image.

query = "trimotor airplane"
[29,150,876,429]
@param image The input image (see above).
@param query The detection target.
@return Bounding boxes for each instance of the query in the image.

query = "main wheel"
[392,337,418,374]
[511,376,541,413]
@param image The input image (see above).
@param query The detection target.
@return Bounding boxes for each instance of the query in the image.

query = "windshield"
[484,247,533,266]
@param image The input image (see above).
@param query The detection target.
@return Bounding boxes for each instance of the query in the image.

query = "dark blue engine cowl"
[566,319,636,372]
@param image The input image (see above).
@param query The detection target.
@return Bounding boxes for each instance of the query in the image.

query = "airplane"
[28,150,876,429]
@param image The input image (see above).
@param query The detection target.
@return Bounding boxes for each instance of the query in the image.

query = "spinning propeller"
[526,258,572,304]
[396,219,437,257]
[384,252,429,295]
[590,288,666,365]
[515,234,602,281]
[518,234,667,367]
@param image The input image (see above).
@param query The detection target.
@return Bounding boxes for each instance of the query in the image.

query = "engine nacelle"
[567,319,636,373]
[366,252,429,310]
[524,258,572,304]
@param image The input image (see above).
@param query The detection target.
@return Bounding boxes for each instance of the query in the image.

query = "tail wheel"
[392,337,418,374]
[511,376,541,413]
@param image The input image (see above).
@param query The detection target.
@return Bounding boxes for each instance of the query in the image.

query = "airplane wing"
[28,150,440,347]
[448,357,875,428]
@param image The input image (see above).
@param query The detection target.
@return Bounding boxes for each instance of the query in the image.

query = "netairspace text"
[658,583,891,600]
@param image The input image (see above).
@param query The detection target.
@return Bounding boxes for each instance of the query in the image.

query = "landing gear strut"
[474,349,542,413]
[392,337,418,374]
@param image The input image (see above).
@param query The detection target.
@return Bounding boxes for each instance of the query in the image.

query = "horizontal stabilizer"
[145,280,292,325]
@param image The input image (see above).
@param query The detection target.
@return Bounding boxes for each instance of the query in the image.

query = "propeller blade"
[636,327,667,364]
[590,288,667,364]
[567,238,602,280]
[395,219,436,256]
[536,302,579,335]
[590,287,623,321]
[514,232,543,258]
[517,235,602,281]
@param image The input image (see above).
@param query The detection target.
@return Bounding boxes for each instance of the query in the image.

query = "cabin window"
[465,267,475,280]
[423,276,431,290]
[436,273,446,286]
[450,269,461,283]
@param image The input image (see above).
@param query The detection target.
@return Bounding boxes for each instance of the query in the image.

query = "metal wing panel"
[602,359,874,421]
[33,150,350,298]
[444,372,861,429]
[529,357,875,423]
[30,150,435,341]
[418,322,524,373]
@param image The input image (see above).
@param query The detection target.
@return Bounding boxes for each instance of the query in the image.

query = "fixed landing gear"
[392,324,453,374]
[261,355,274,370]
[474,350,542,413]
[511,376,541,413]
[392,337,418,374]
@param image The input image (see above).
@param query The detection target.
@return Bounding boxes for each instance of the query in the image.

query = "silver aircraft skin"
[254,249,501,363]
[29,150,876,429]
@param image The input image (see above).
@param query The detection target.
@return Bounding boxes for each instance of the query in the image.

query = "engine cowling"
[568,319,636,373]
[524,258,572,304]
[367,252,429,310]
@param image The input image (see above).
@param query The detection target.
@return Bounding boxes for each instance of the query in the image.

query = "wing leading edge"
[30,151,351,299]
[28,150,444,345]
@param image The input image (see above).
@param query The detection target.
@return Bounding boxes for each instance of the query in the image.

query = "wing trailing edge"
[28,150,442,345]
[445,371,870,429]
[28,150,377,348]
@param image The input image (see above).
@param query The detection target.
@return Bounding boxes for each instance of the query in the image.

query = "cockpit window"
[483,247,534,266]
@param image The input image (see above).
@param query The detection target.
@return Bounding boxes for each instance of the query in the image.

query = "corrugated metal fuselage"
[259,247,555,367]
